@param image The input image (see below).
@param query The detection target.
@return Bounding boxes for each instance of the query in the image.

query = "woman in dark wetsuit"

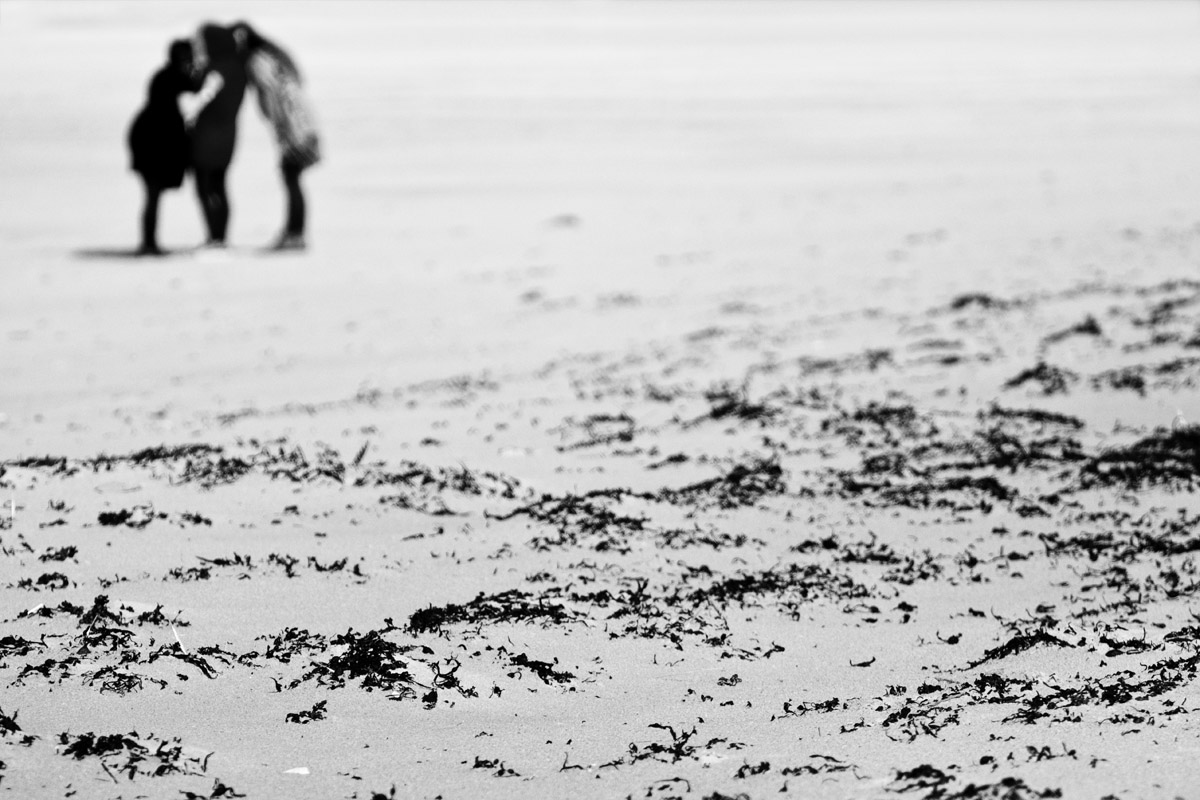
[190,24,247,247]
[128,39,195,256]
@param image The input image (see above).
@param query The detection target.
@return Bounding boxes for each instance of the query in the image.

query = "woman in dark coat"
[189,24,247,246]
[128,39,195,256]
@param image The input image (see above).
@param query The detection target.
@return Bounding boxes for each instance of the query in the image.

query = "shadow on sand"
[72,246,198,260]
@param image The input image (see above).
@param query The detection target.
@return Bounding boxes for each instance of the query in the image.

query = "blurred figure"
[127,39,196,256]
[189,23,248,247]
[232,21,322,251]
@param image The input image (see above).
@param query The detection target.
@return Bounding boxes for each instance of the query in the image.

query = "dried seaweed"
[557,413,637,450]
[1002,363,1078,396]
[507,652,575,685]
[660,456,786,509]
[85,665,166,695]
[949,293,1009,312]
[1079,425,1200,489]
[771,697,844,720]
[470,756,519,777]
[38,546,77,562]
[685,385,780,428]
[258,627,329,663]
[966,629,1074,670]
[1040,315,1102,348]
[0,636,46,663]
[57,730,208,779]
[408,589,577,634]
[181,780,247,799]
[628,724,699,763]
[488,489,650,551]
[693,563,870,611]
[300,627,426,699]
[0,707,20,737]
[980,405,1084,430]
[285,700,328,724]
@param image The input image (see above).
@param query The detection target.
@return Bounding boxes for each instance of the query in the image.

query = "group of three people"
[128,21,321,255]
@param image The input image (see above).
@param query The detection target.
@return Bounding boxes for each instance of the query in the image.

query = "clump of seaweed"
[1002,363,1078,396]
[691,562,870,615]
[177,453,254,488]
[146,643,231,679]
[1090,366,1147,396]
[180,779,246,799]
[84,665,166,695]
[770,697,844,720]
[880,694,962,742]
[358,461,522,499]
[822,402,929,448]
[838,473,1020,513]
[948,293,1010,312]
[487,489,650,551]
[97,506,160,528]
[980,405,1084,430]
[0,707,21,736]
[258,628,330,663]
[685,384,780,428]
[0,635,46,664]
[1040,315,1102,348]
[780,754,861,778]
[507,652,575,685]
[470,756,519,777]
[965,628,1074,670]
[90,444,223,469]
[285,700,328,724]
[556,413,637,450]
[57,730,209,780]
[628,723,710,763]
[797,348,893,376]
[660,456,786,509]
[891,763,956,794]
[303,628,421,695]
[1078,425,1200,489]
[408,589,578,634]
[657,525,763,551]
[890,764,1062,799]
[38,546,78,562]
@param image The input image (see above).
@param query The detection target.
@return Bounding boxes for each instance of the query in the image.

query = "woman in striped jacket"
[232,22,322,251]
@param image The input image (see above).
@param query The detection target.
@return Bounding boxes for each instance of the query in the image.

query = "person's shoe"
[195,240,231,262]
[135,243,166,257]
[268,232,306,252]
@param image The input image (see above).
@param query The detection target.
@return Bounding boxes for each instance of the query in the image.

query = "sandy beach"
[3,2,1200,798]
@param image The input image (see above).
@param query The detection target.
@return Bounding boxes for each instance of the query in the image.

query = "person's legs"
[138,176,165,255]
[276,158,306,248]
[194,166,230,244]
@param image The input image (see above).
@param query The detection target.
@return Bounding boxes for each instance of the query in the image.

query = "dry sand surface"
[3,1,1200,798]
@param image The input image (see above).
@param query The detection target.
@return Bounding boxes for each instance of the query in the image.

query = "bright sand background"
[2,2,1200,798]
[3,0,1198,450]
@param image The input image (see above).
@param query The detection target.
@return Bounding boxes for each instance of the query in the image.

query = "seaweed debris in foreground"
[693,563,869,612]
[659,455,787,509]
[889,765,1062,799]
[57,730,209,779]
[285,700,327,724]
[684,384,781,428]
[1079,424,1200,489]
[1003,363,1079,396]
[302,628,422,694]
[485,488,651,551]
[965,629,1074,670]
[408,590,578,634]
